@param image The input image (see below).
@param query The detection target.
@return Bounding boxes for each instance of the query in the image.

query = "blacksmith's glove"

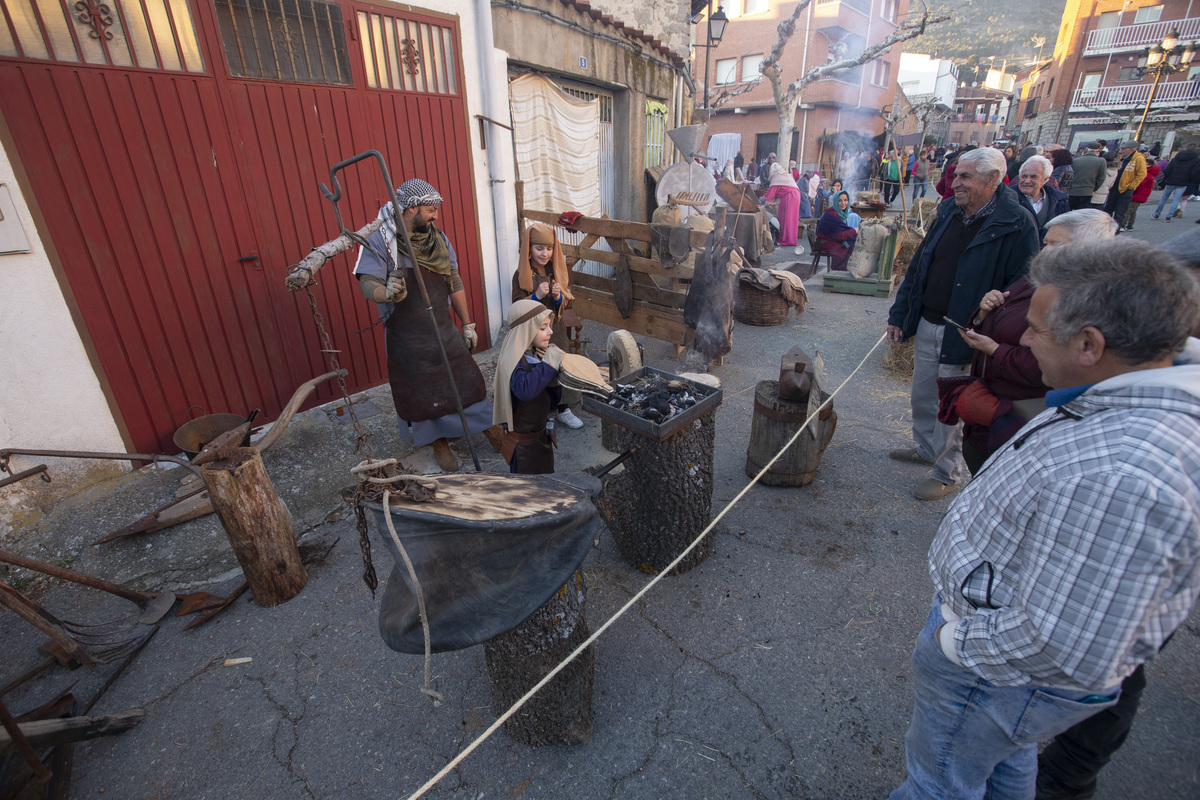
[385,272,407,302]
[462,322,478,353]
[542,344,566,371]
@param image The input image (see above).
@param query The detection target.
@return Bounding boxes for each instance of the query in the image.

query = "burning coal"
[605,375,701,423]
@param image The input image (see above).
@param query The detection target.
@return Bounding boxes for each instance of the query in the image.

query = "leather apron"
[509,359,554,475]
[385,263,487,423]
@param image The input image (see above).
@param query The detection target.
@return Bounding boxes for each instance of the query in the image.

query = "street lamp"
[1134,29,1196,140]
[697,4,729,110]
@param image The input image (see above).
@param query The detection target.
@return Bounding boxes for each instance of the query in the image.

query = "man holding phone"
[886,147,1040,500]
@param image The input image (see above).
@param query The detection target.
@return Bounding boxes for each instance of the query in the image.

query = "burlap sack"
[847,220,889,278]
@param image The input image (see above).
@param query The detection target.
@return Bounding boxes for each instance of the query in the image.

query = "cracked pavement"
[2,250,1198,799]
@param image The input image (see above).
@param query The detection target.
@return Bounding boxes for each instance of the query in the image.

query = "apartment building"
[1013,0,1200,150]
[694,0,911,170]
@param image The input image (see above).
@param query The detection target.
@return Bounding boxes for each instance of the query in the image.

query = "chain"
[304,283,373,459]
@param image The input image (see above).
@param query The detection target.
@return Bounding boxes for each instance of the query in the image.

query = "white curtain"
[509,74,601,216]
[706,132,741,173]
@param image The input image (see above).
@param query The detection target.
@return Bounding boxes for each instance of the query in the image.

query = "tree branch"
[784,6,954,107]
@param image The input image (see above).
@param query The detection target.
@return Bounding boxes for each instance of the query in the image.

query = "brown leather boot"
[431,438,459,472]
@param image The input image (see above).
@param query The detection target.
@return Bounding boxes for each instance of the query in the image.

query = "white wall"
[0,134,128,534]
[899,52,958,108]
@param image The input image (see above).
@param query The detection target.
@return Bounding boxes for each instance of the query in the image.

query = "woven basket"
[734,283,789,326]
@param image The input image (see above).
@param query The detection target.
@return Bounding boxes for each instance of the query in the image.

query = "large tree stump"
[597,409,716,575]
[745,380,837,486]
[483,571,593,746]
[201,448,306,607]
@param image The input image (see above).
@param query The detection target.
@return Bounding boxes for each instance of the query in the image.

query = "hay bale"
[892,230,921,286]
[882,340,915,377]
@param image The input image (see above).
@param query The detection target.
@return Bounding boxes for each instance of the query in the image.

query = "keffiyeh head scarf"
[493,299,554,430]
[377,179,451,276]
[396,179,443,209]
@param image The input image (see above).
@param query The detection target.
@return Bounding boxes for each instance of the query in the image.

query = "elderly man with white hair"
[1016,155,1071,243]
[887,146,1041,500]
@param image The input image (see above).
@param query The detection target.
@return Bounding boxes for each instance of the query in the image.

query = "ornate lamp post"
[1134,29,1196,140]
[698,4,729,110]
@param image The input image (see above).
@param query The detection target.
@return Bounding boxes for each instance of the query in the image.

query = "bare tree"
[745,0,953,162]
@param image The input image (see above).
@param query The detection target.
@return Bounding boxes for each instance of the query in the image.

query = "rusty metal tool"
[0,550,175,624]
[182,580,248,631]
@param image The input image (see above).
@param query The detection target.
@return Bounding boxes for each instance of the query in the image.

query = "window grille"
[356,10,457,94]
[0,0,204,71]
[645,107,666,168]
[214,0,351,85]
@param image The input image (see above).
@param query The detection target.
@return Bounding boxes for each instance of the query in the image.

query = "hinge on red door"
[347,17,356,41]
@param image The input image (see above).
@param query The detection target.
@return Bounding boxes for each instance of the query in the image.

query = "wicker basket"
[734,283,789,326]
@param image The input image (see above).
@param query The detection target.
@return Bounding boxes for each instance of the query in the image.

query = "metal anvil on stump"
[586,368,723,576]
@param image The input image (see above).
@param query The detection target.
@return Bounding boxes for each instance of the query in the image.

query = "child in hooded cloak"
[513,224,584,429]
[493,299,566,474]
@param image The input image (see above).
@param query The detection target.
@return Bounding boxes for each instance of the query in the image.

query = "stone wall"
[585,0,692,59]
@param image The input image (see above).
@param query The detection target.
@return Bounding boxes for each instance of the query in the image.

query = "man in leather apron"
[353,179,492,471]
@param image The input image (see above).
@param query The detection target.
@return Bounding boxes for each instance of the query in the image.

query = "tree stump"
[483,571,593,746]
[201,447,306,607]
[597,409,716,575]
[745,380,837,487]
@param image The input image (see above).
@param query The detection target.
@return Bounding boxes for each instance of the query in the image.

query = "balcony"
[1070,79,1200,112]
[1082,17,1200,56]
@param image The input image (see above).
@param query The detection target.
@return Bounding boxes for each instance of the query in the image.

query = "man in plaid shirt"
[888,238,1200,800]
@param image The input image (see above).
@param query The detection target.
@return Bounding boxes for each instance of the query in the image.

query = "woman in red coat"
[1124,163,1160,230]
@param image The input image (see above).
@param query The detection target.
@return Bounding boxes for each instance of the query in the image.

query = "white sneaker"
[556,409,584,429]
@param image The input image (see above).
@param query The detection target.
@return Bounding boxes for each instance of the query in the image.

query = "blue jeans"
[1154,185,1187,219]
[911,177,928,200]
[887,598,1120,800]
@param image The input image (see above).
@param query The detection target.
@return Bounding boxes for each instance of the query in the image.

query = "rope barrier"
[404,331,890,799]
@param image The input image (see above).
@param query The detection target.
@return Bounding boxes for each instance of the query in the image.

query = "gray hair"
[1043,209,1118,240]
[1029,239,1200,363]
[956,147,1007,187]
[1021,155,1053,179]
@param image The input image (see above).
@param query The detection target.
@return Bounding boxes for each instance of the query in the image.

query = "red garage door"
[0,0,483,452]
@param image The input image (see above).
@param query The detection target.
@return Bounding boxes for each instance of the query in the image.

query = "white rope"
[404,332,889,799]
[382,488,443,707]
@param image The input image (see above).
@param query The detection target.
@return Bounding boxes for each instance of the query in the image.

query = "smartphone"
[943,316,969,331]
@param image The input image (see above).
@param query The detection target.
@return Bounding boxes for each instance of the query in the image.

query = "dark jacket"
[1069,154,1108,197]
[889,183,1040,365]
[1162,149,1200,187]
[1016,183,1071,242]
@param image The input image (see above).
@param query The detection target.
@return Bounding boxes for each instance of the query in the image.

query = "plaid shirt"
[956,190,998,225]
[929,357,1200,691]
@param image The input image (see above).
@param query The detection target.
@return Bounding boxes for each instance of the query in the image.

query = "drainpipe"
[475,0,514,340]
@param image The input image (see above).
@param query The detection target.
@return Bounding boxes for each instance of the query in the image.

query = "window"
[1047,77,1054,95]
[871,59,891,87]
[1081,72,1102,92]
[1189,66,1200,82]
[1117,66,1140,82]
[1,0,204,71]
[743,0,768,14]
[715,58,737,85]
[742,54,764,81]
[645,101,667,168]
[881,0,897,22]
[1096,10,1120,28]
[722,2,740,19]
[1133,5,1162,23]
[355,11,458,93]
[217,0,352,84]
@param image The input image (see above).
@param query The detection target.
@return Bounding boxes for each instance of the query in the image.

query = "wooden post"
[745,381,837,486]
[597,409,717,575]
[201,448,306,607]
[483,571,594,746]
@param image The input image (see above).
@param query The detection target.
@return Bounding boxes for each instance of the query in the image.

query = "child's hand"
[550,282,562,300]
[536,281,550,299]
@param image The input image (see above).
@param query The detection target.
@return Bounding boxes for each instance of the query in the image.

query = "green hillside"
[906,0,1070,67]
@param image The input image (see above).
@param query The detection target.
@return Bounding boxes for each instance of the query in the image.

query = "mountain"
[905,0,1070,66]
